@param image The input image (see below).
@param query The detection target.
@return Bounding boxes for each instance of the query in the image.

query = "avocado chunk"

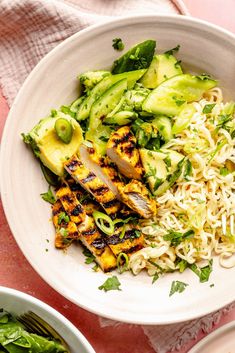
[142,74,217,116]
[140,148,184,195]
[77,69,146,121]
[112,40,156,74]
[28,113,83,176]
[140,54,182,89]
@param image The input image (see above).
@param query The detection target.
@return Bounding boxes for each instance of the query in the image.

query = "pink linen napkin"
[0,1,233,352]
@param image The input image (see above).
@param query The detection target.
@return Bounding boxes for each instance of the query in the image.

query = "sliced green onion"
[93,211,114,236]
[119,224,126,239]
[117,252,129,274]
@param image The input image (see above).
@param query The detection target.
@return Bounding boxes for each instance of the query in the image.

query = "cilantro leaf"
[169,280,188,296]
[152,272,159,284]
[189,260,213,282]
[172,95,185,106]
[98,276,121,292]
[184,159,193,180]
[82,248,95,264]
[220,167,230,176]
[164,229,194,247]
[112,38,125,51]
[40,187,56,205]
[167,158,185,187]
[202,104,216,114]
[196,73,211,81]
[164,45,180,57]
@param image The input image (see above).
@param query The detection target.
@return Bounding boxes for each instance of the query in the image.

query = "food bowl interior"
[0,287,95,353]
[1,15,235,325]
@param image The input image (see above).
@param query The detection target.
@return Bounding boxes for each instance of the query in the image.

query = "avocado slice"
[112,40,156,74]
[142,74,217,116]
[140,54,183,89]
[28,113,83,176]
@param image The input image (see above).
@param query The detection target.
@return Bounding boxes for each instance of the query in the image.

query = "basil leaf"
[169,280,188,296]
[98,276,121,292]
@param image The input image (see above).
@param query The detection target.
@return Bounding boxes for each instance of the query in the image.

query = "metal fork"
[17,311,70,352]
[221,214,235,235]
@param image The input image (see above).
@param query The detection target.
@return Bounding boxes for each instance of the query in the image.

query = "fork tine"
[17,311,70,352]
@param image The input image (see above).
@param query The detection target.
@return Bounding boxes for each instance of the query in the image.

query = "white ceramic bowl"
[1,15,235,325]
[0,286,95,353]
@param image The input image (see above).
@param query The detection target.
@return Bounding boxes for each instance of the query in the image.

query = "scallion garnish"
[93,211,114,236]
[117,252,129,274]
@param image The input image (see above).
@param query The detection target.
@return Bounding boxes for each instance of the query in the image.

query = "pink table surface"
[1,1,235,352]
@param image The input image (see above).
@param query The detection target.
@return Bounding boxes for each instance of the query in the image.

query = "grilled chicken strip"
[64,154,121,217]
[52,200,78,249]
[118,179,156,219]
[56,183,86,225]
[107,225,144,257]
[106,126,143,180]
[78,214,117,272]
[79,144,124,199]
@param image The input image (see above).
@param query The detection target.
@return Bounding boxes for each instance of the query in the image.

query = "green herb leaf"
[83,248,95,264]
[184,159,193,180]
[196,73,211,81]
[169,280,188,296]
[99,136,109,142]
[59,227,68,237]
[220,167,230,176]
[152,272,159,284]
[177,259,188,273]
[172,96,186,106]
[58,212,70,225]
[112,38,125,51]
[164,44,180,57]
[60,105,76,118]
[134,230,141,238]
[190,260,213,282]
[40,187,56,205]
[164,229,194,247]
[98,275,121,292]
[167,158,185,186]
[202,104,216,114]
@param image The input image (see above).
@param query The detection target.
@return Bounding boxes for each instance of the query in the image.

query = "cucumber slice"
[104,111,138,125]
[86,79,128,154]
[77,69,146,121]
[112,40,156,74]
[88,78,127,131]
[152,116,173,142]
[142,74,217,116]
[172,103,196,134]
[140,54,182,89]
